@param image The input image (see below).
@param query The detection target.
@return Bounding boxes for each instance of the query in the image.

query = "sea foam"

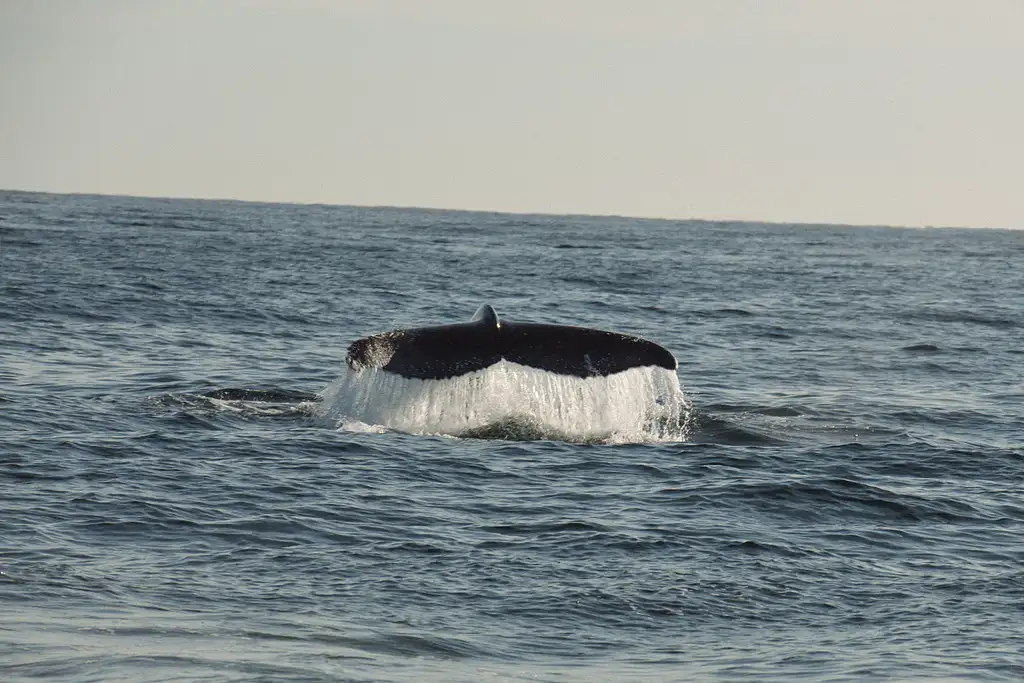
[318,361,691,443]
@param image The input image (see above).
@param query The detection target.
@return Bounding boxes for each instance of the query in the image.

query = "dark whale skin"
[346,305,677,380]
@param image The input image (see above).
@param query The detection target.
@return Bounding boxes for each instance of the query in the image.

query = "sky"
[1,0,1022,228]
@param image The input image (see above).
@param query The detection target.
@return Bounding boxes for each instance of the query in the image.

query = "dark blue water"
[2,190,1022,682]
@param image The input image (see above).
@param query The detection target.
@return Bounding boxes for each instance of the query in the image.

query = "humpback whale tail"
[346,304,677,380]
[325,305,690,442]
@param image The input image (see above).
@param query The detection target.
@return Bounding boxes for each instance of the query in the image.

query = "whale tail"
[346,305,677,380]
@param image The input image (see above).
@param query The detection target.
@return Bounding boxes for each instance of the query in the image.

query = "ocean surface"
[1,190,1022,682]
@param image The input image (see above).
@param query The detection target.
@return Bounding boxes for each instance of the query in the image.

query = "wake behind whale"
[320,306,691,443]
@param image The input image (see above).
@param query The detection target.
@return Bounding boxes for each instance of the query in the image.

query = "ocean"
[1,190,1022,682]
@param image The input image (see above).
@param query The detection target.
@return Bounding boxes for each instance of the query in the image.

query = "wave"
[900,308,1019,329]
[902,343,941,353]
[688,413,787,446]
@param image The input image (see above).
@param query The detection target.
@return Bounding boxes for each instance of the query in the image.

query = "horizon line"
[0,185,992,232]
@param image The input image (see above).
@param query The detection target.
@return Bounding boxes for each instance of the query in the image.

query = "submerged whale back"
[346,305,677,380]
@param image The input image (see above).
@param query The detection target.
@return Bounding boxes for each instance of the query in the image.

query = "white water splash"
[317,361,692,443]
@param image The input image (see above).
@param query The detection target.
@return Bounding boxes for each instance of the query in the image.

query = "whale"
[346,304,677,380]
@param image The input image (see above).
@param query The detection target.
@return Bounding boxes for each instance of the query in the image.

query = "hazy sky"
[2,0,1022,228]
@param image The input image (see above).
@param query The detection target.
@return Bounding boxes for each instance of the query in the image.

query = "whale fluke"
[346,305,677,380]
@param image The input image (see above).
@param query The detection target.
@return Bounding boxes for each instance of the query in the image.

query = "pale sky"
[2,0,1022,228]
